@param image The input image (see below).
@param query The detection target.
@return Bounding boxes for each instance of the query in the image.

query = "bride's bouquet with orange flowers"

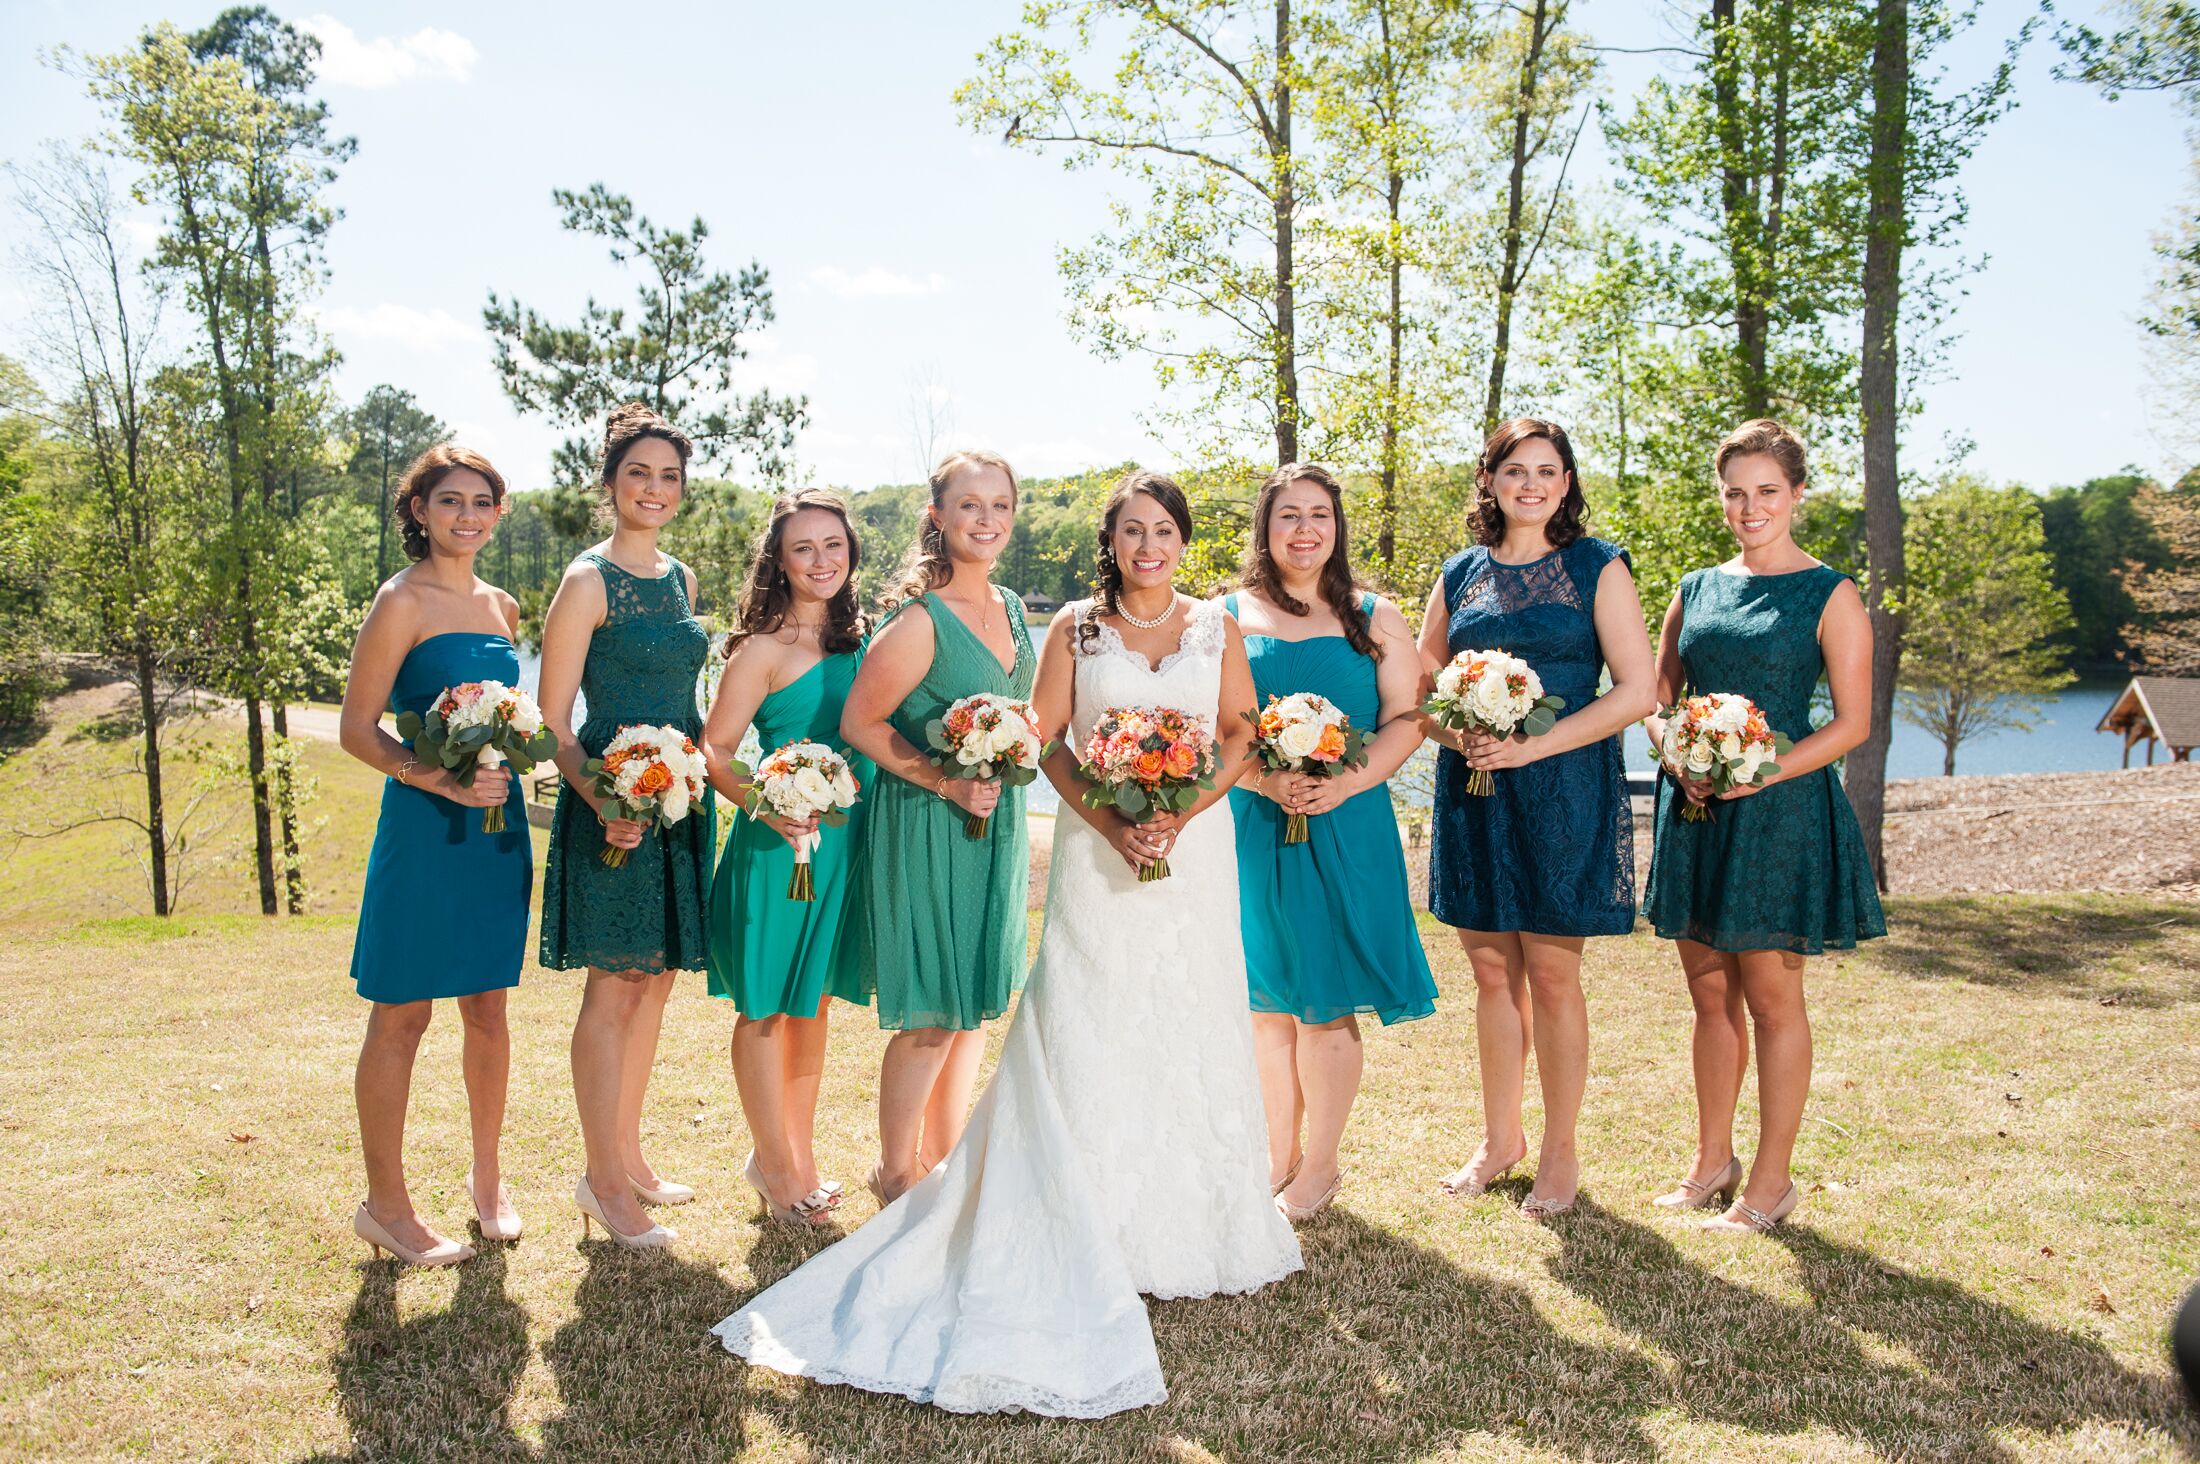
[584,724,710,867]
[1076,705,1218,883]
[394,680,558,833]
[1656,692,1791,823]
[1243,692,1368,844]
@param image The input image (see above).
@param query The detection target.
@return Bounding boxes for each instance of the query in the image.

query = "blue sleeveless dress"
[349,633,532,1004]
[1428,538,1637,937]
[1642,565,1887,954]
[1226,594,1436,1026]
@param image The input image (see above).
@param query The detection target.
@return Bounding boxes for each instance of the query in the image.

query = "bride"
[713,469,1303,1416]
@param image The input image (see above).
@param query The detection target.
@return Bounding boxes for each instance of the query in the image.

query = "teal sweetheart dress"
[350,632,532,1004]
[1226,594,1436,1026]
[539,551,717,974]
[1642,565,1886,954]
[706,650,875,1017]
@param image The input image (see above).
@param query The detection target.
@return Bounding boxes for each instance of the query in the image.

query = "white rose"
[956,743,985,766]
[1275,720,1323,762]
[1685,745,1716,774]
[1707,696,1750,734]
[507,703,543,736]
[1717,732,1742,759]
[1435,666,1466,701]
[831,767,857,804]
[793,766,833,809]
[662,780,691,823]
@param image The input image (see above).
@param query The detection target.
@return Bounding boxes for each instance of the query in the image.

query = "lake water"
[518,649,2132,814]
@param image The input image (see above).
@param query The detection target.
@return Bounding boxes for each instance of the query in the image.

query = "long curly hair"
[1241,462,1379,661]
[721,489,868,659]
[1470,417,1588,549]
[395,444,506,562]
[596,401,693,525]
[1080,468,1194,653]
[885,449,1020,611]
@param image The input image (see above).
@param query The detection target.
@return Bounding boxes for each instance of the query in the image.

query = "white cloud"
[302,16,478,88]
[804,266,948,299]
[314,302,476,351]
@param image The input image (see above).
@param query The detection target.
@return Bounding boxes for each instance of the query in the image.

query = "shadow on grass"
[1547,1201,2189,1458]
[1872,896,2199,1006]
[734,1207,1660,1462]
[306,1243,532,1463]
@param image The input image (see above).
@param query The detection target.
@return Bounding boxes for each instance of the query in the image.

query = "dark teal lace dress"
[1226,594,1436,1026]
[1428,538,1637,936]
[1642,565,1887,954]
[540,551,717,974]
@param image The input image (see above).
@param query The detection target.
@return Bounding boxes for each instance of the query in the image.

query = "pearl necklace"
[1116,593,1175,630]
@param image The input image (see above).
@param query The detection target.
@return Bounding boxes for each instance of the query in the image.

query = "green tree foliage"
[2037,471,2167,668]
[484,184,806,487]
[338,385,450,591]
[0,360,56,734]
[2121,477,2200,673]
[1896,479,2074,775]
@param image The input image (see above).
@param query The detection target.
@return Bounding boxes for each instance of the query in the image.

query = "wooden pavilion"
[2097,676,2200,766]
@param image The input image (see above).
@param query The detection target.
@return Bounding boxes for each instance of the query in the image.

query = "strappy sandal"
[1438,1145,1525,1197]
[1520,1191,1576,1223]
[1271,1156,1303,1197]
[1653,1155,1742,1211]
[1276,1168,1344,1223]
[1701,1182,1799,1234]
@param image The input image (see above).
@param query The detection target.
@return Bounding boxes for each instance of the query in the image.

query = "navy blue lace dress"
[1427,538,1637,936]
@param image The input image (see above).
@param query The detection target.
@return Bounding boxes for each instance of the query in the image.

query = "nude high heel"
[574,1176,675,1249]
[469,1169,522,1242]
[354,1202,473,1267]
[744,1151,838,1228]
[1653,1155,1742,1212]
[627,1171,696,1206]
[1702,1181,1799,1234]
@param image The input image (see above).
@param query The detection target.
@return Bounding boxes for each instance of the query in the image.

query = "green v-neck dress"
[851,589,1035,1031]
[706,650,874,1017]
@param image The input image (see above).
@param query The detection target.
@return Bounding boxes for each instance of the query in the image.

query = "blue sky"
[1,1,2187,492]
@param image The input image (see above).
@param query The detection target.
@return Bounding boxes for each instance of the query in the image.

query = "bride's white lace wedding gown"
[712,597,1303,1417]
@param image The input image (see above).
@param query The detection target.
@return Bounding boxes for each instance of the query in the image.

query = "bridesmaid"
[1418,418,1655,1219]
[701,489,873,1227]
[1641,418,1885,1233]
[538,402,716,1249]
[841,450,1032,1206]
[339,445,529,1265]
[1220,463,1435,1222]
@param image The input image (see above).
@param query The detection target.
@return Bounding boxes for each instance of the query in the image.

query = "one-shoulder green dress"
[852,590,1034,1031]
[706,650,874,1017]
[1642,565,1886,954]
[539,550,716,974]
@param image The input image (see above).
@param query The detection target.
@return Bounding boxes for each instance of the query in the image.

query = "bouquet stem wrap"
[788,829,818,901]
[477,748,509,833]
[964,810,991,840]
[1285,810,1310,843]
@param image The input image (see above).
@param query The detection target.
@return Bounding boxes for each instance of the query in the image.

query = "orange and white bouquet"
[1656,692,1791,822]
[1243,692,1368,844]
[1422,649,1566,795]
[1076,705,1218,883]
[737,740,860,900]
[394,680,557,833]
[924,692,1046,838]
[584,724,709,867]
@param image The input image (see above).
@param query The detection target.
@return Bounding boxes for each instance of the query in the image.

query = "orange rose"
[1134,748,1167,782]
[633,763,673,797]
[1314,725,1346,761]
[1164,742,1197,778]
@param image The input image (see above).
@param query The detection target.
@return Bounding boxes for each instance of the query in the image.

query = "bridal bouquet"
[1657,692,1791,823]
[1244,692,1367,844]
[394,680,557,833]
[584,724,710,866]
[1422,649,1566,796]
[1077,705,1218,883]
[924,692,1046,839]
[736,740,860,900]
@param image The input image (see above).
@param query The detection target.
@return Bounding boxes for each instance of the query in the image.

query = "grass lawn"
[1,706,2196,1459]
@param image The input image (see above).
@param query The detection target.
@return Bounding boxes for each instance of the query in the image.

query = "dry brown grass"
[2,894,2196,1461]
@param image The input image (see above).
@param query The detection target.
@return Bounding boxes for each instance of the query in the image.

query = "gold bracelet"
[395,757,418,787]
[933,775,952,801]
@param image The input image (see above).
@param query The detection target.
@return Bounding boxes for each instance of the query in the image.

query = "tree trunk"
[1272,0,1299,467]
[134,640,170,917]
[1483,0,1551,436]
[1851,0,1909,887]
[375,429,391,584]
[272,702,305,913]
[1709,0,1772,418]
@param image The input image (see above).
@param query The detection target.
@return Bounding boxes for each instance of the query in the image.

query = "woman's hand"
[1256,768,1314,808]
[1264,769,1351,817]
[432,765,511,809]
[1673,770,1715,807]
[1419,714,1466,756]
[1462,729,1547,773]
[939,774,1002,820]
[1105,814,1171,873]
[583,790,647,849]
[760,809,819,849]
[1716,771,1777,801]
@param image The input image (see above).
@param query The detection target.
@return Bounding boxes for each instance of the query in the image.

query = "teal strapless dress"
[1642,565,1887,954]
[1226,594,1436,1026]
[707,651,875,1017]
[540,551,717,974]
[349,633,532,1004]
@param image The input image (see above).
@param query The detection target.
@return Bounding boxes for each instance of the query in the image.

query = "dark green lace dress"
[540,550,717,974]
[1642,565,1886,955]
[850,590,1034,1031]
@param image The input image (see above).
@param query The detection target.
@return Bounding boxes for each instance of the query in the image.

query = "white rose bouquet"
[394,680,558,833]
[1243,692,1368,844]
[734,740,861,900]
[1421,649,1566,796]
[583,724,710,867]
[924,692,1047,838]
[1657,692,1792,822]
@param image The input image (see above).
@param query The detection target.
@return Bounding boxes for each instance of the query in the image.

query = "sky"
[0,0,2189,494]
